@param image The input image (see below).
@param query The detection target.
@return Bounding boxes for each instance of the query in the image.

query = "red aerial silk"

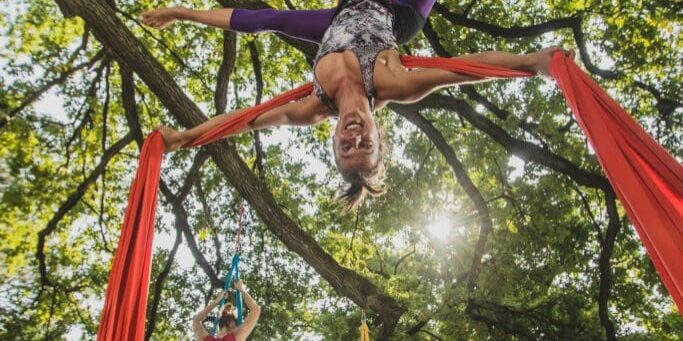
[97,53,682,340]
[549,53,683,309]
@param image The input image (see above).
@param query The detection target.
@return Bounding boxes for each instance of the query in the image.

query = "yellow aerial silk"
[359,321,370,341]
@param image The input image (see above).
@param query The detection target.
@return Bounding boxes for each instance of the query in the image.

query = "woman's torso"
[313,0,399,114]
[336,0,434,44]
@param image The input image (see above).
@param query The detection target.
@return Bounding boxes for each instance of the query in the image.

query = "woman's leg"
[394,0,437,18]
[156,107,250,152]
[230,8,336,43]
[141,7,335,44]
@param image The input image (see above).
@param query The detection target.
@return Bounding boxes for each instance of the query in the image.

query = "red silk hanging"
[97,85,314,341]
[97,53,682,340]
[549,53,683,309]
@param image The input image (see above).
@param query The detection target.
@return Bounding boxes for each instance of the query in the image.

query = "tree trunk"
[53,0,404,338]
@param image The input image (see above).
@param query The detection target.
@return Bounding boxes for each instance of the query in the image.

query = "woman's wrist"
[172,7,191,20]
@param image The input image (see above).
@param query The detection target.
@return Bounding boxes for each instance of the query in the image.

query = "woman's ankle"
[520,53,538,74]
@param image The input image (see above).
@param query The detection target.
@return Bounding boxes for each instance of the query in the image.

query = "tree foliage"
[0,0,681,340]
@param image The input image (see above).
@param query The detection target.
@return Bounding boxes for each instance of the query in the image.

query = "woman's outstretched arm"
[383,47,574,104]
[192,291,226,341]
[232,280,261,341]
[157,94,328,152]
[140,6,335,43]
[140,8,232,30]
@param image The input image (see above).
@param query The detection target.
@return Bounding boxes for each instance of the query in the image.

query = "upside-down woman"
[142,0,572,212]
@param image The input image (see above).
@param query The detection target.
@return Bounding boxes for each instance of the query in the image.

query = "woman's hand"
[234,280,246,292]
[140,7,184,29]
[213,290,228,302]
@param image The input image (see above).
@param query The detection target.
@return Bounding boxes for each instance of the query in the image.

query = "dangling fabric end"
[359,310,370,341]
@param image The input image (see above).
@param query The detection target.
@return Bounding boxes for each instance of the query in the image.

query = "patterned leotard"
[312,0,398,114]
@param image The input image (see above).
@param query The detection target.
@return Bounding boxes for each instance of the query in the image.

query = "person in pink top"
[193,280,261,341]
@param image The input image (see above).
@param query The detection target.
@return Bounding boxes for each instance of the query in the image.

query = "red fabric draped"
[97,85,314,341]
[549,53,683,309]
[98,53,682,340]
[97,135,164,341]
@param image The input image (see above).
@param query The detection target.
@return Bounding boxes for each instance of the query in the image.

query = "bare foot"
[140,8,181,30]
[155,125,186,152]
[528,46,575,76]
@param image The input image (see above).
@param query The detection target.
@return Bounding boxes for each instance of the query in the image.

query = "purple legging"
[230,0,436,44]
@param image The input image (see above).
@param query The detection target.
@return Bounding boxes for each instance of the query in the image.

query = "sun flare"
[426,217,452,239]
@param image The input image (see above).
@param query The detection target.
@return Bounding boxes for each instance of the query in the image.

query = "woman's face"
[221,304,238,330]
[333,108,380,175]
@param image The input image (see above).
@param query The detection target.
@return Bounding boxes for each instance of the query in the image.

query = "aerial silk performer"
[191,280,261,341]
[99,1,682,340]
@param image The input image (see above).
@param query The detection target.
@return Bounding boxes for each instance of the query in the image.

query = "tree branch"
[214,31,237,115]
[394,94,612,191]
[1,48,104,129]
[195,179,224,271]
[433,3,581,39]
[248,39,266,175]
[37,133,133,286]
[119,64,144,147]
[390,105,495,291]
[160,181,222,287]
[432,3,681,113]
[145,227,182,341]
[598,192,621,341]
[55,0,404,336]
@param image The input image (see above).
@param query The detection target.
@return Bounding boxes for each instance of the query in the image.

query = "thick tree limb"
[248,40,266,175]
[598,193,621,341]
[53,0,404,336]
[119,64,144,146]
[37,133,133,286]
[465,299,569,339]
[214,31,237,115]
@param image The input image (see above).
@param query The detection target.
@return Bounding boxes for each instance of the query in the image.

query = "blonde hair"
[334,130,387,213]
